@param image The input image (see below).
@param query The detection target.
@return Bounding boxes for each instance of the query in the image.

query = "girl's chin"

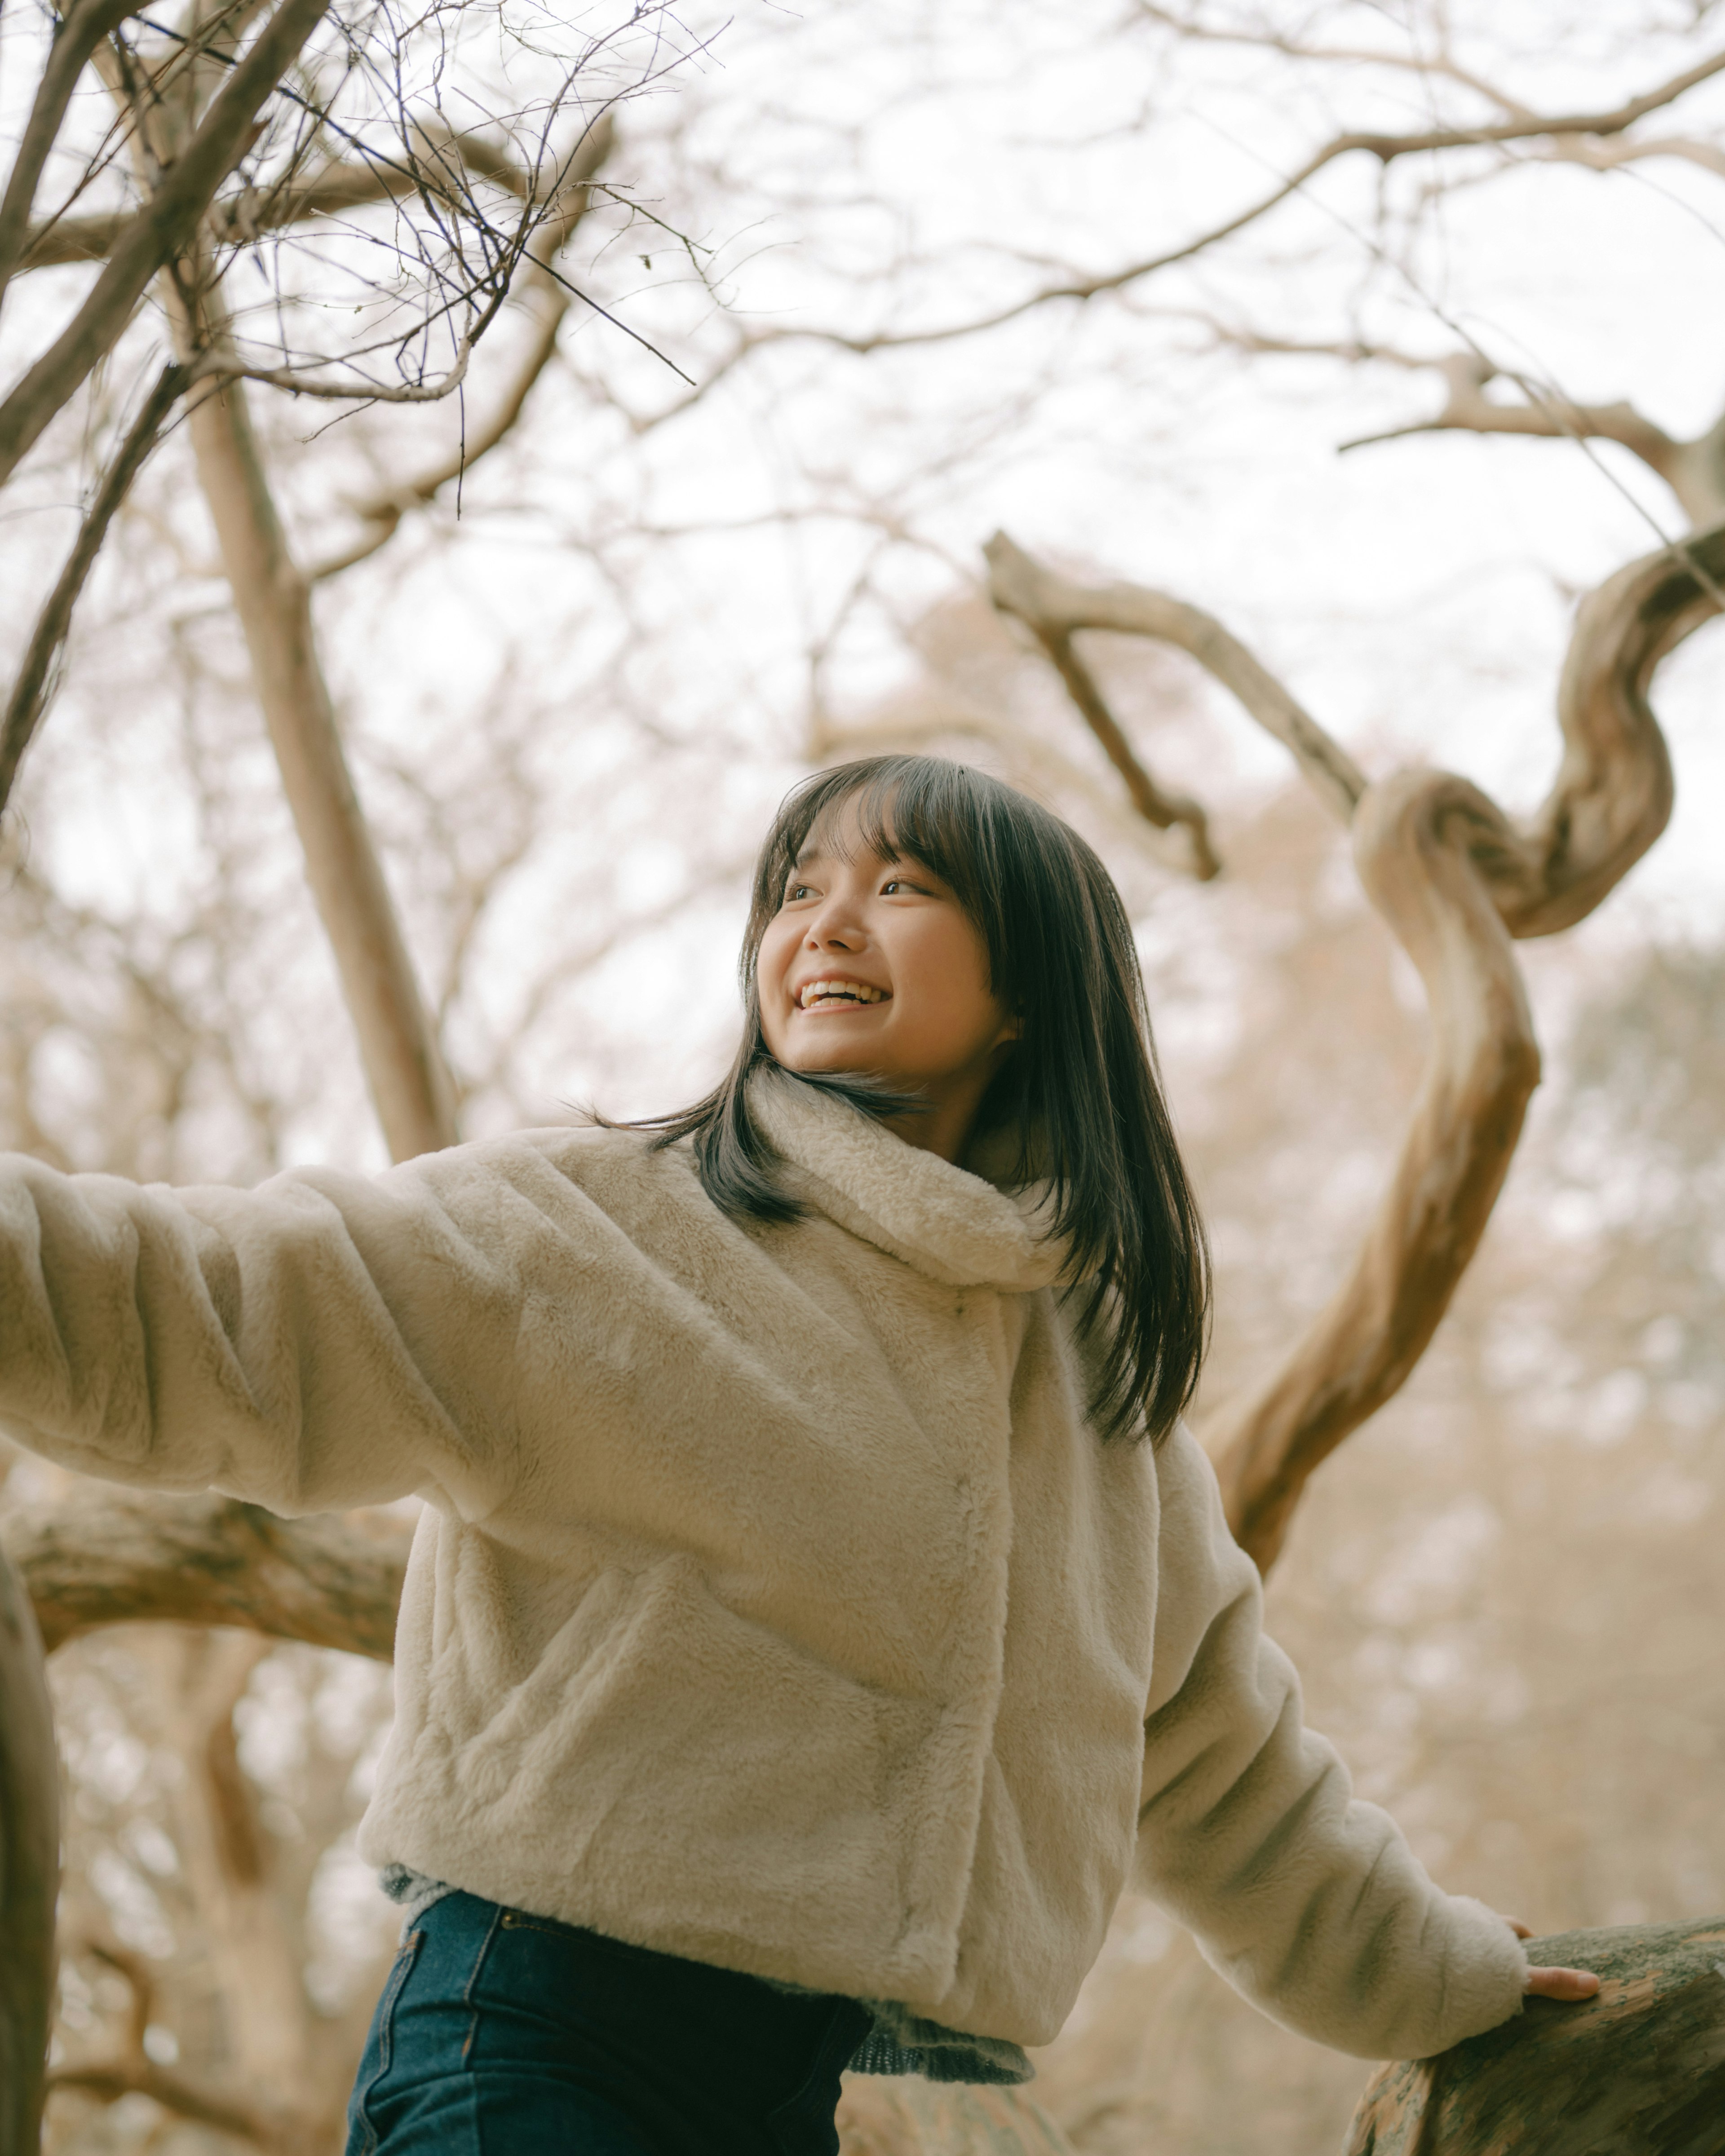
[775,1045,906,1080]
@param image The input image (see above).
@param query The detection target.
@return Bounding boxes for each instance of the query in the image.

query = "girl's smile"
[756,812,1017,1160]
[792,976,891,1011]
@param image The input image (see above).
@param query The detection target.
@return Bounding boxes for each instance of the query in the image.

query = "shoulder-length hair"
[630,755,1209,1443]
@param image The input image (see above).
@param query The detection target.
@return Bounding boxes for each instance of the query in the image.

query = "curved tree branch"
[771,45,1725,356]
[1005,613,1220,877]
[1334,353,1725,530]
[986,525,1725,1570]
[1207,769,1542,1569]
[1494,534,1721,933]
[1,1493,409,1660]
[985,530,1367,824]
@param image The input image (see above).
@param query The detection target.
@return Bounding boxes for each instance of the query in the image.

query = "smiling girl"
[0,754,1592,2155]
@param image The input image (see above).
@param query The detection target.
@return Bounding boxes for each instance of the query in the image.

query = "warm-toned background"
[1,3,1721,2150]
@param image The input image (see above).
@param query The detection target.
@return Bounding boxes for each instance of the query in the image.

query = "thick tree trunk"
[0,1543,58,2156]
[1348,1918,1725,2154]
[184,369,458,1163]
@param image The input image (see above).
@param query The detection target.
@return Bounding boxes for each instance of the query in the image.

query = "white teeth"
[798,978,886,1009]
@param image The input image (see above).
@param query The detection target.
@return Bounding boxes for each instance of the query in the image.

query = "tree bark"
[1347,1918,1725,2154]
[182,366,459,1161]
[1,1493,409,1660]
[0,1542,58,2156]
[1208,769,1542,1569]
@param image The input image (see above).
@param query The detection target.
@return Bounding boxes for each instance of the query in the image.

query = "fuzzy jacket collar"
[750,1067,1065,1293]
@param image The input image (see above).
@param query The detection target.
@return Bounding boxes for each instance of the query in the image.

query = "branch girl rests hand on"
[0,755,1595,2156]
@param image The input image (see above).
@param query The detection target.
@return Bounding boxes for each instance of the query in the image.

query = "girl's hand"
[1505,1917,1601,2001]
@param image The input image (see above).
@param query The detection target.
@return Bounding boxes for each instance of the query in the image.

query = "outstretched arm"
[0,1151,518,1518]
[1134,1424,1540,2061]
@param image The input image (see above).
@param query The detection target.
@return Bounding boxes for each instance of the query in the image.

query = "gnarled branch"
[1485,533,1725,938]
[1215,526,1720,1562]
[986,530,1367,824]
[986,526,1725,1569]
[1207,770,1542,1568]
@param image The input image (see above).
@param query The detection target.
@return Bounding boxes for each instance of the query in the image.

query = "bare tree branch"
[0,0,335,490]
[1495,526,1725,938]
[1169,323,1725,530]
[984,531,1368,824]
[309,115,616,580]
[1001,614,1221,877]
[784,44,1725,356]
[1208,767,1542,1571]
[811,701,1218,881]
[19,119,554,270]
[2,1493,408,1659]
[985,521,1725,1571]
[1132,3,1536,116]
[211,337,474,402]
[177,354,460,1160]
[0,361,191,816]
[1527,128,1725,181]
[1207,525,1725,1567]
[0,0,139,305]
[1334,352,1725,525]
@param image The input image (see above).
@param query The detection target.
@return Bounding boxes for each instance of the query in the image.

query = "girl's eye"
[881,877,916,896]
[786,883,813,901]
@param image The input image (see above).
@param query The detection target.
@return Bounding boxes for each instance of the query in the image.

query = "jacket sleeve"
[0,1149,521,1518]
[1132,1422,1527,2061]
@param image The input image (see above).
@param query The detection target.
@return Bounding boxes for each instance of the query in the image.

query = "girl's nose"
[805,906,861,949]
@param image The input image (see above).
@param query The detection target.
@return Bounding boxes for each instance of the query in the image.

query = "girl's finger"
[1525,1965,1601,2001]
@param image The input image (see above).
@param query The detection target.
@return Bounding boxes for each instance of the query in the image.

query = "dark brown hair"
[628,755,1209,1443]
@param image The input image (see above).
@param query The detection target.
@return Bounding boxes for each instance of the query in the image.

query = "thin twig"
[0,362,191,815]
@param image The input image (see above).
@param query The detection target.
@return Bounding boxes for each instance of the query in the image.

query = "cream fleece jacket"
[0,1073,1526,2059]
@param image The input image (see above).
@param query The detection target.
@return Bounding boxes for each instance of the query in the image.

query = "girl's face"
[756,811,1018,1160]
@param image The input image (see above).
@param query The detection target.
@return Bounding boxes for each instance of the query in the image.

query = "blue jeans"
[345,1891,872,2156]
